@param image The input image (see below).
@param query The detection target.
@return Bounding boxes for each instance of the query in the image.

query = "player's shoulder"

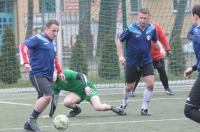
[146,23,156,34]
[127,22,141,33]
[36,33,50,43]
[148,23,156,29]
[151,22,162,29]
[23,34,39,44]
[193,25,200,34]
[127,22,137,29]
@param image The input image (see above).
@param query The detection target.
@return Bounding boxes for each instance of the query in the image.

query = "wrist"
[191,65,197,71]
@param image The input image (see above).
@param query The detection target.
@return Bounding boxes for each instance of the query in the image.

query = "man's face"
[45,24,59,39]
[138,13,150,29]
[192,14,198,25]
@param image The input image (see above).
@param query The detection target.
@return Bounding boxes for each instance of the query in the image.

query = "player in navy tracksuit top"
[117,8,165,116]
[184,4,200,124]
[20,33,56,80]
[187,24,196,40]
[19,20,65,131]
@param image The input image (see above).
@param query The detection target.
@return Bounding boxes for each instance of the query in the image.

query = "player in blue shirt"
[19,20,65,131]
[117,8,165,116]
[187,24,196,41]
[184,4,200,123]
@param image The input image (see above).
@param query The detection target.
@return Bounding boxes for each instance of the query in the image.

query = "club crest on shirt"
[186,97,190,101]
[146,35,151,41]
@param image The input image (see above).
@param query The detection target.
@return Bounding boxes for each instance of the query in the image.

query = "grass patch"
[0,80,32,89]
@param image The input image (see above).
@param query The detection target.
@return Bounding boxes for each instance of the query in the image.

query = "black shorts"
[186,77,200,108]
[153,58,165,69]
[30,76,53,96]
[125,63,154,83]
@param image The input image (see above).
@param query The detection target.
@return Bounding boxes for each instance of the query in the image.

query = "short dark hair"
[192,5,200,18]
[46,20,59,28]
[139,8,150,15]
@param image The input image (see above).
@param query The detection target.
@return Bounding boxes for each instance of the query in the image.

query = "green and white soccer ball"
[53,114,69,131]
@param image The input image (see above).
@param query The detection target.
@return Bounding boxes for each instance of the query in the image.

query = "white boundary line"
[0,101,32,106]
[0,89,190,131]
[0,89,189,106]
[0,118,188,131]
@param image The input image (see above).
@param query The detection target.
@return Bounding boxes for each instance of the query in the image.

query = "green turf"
[0,87,199,132]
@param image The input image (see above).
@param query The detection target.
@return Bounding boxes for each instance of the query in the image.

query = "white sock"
[122,89,131,107]
[142,89,153,109]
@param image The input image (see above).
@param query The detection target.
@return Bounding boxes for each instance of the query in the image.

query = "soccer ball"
[53,114,69,131]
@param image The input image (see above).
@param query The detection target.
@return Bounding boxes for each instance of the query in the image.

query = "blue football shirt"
[23,33,57,81]
[119,22,158,67]
[192,25,200,76]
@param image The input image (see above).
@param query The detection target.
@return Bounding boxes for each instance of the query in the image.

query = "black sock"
[30,109,40,119]
[74,105,79,111]
[111,106,116,110]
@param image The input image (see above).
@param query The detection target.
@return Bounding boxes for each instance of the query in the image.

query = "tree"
[79,0,93,58]
[98,34,120,79]
[169,0,187,43]
[0,25,21,84]
[168,35,186,76]
[26,0,34,39]
[69,35,88,75]
[96,0,119,55]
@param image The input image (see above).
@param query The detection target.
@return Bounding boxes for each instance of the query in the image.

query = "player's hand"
[160,48,166,57]
[41,115,51,118]
[58,73,65,81]
[167,50,172,58]
[85,87,92,96]
[24,64,32,72]
[184,67,193,79]
[119,56,126,65]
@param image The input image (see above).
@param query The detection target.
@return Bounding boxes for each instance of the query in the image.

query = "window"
[0,1,14,13]
[39,0,55,13]
[173,0,192,12]
[130,0,143,14]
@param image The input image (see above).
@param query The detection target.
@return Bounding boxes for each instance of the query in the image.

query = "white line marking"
[0,101,32,106]
[70,118,188,126]
[0,89,188,106]
[58,97,186,105]
[0,118,188,131]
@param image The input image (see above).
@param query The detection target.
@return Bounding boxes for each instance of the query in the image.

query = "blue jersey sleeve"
[190,24,196,34]
[23,35,40,49]
[187,24,196,40]
[151,29,158,42]
[119,27,130,42]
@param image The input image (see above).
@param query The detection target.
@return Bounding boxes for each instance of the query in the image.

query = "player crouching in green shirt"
[42,69,126,118]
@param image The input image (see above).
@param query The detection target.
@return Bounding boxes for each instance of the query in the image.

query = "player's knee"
[47,95,52,102]
[42,95,52,104]
[125,83,134,92]
[184,106,190,118]
[63,100,70,107]
[64,100,76,107]
[146,82,154,90]
[184,105,193,119]
[93,105,102,111]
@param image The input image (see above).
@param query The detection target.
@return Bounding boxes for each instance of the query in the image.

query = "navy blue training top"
[119,22,158,67]
[193,25,200,76]
[23,33,56,81]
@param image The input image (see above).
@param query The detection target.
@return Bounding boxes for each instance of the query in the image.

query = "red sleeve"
[54,57,63,74]
[19,44,29,65]
[154,23,171,51]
